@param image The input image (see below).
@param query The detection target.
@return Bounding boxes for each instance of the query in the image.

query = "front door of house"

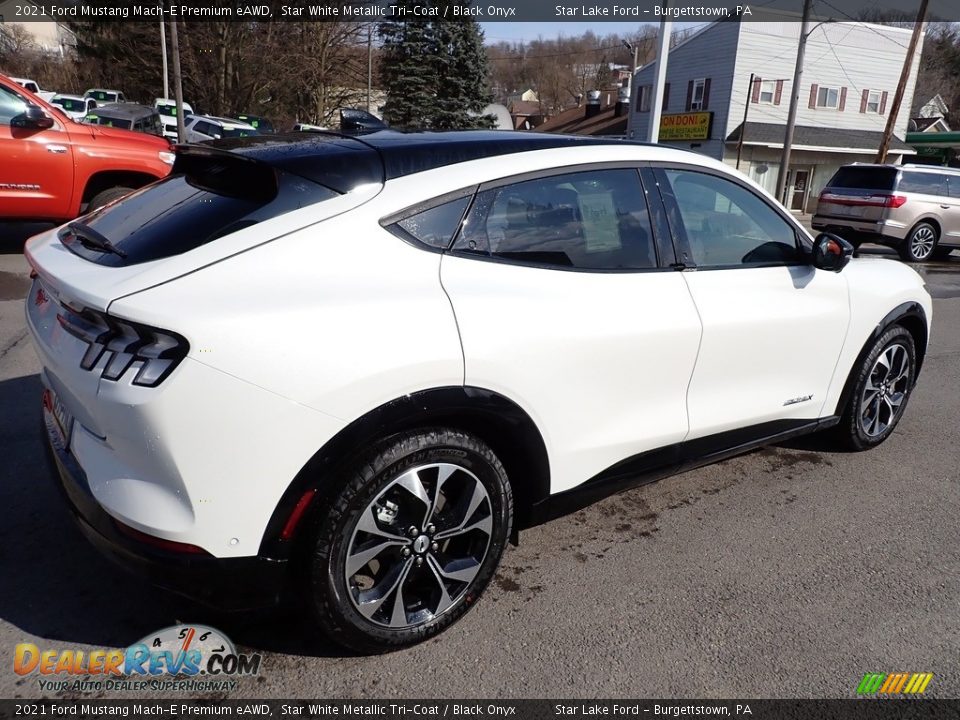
[789,169,810,211]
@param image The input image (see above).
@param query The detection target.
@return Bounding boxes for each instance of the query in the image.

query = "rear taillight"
[819,191,907,208]
[56,305,188,387]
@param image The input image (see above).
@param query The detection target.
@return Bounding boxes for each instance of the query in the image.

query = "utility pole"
[647,16,672,142]
[776,0,812,204]
[367,23,373,114]
[170,18,186,143]
[736,73,755,169]
[875,0,929,163]
[622,38,639,138]
[160,20,169,100]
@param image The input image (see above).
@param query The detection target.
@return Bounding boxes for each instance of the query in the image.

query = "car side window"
[663,169,801,267]
[451,169,657,270]
[0,85,28,126]
[391,196,471,250]
[898,172,947,196]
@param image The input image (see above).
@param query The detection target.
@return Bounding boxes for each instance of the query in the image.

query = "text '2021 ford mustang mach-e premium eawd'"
[26,131,931,652]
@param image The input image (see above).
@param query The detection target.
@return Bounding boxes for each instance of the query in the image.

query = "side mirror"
[12,105,55,130]
[813,232,855,272]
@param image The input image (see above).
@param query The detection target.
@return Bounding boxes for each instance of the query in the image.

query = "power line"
[815,0,912,50]
[487,28,698,62]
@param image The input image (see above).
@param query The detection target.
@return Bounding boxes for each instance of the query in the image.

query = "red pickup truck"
[0,73,174,222]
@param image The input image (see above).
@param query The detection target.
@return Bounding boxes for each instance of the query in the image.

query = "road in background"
[1,223,958,699]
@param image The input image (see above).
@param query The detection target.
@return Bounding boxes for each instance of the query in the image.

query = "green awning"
[906,131,960,148]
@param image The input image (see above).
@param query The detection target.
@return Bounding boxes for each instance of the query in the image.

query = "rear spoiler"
[172,144,277,201]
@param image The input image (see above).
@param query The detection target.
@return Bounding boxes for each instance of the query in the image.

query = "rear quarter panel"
[108,206,465,423]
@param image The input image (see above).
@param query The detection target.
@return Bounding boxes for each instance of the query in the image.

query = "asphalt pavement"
[0,224,958,700]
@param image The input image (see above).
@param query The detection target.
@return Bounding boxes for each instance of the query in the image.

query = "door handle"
[46,145,67,154]
[940,204,950,209]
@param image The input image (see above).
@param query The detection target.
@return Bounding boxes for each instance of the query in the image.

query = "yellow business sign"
[659,112,713,141]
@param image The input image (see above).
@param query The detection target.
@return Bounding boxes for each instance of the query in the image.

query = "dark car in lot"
[84,103,165,138]
[813,163,960,262]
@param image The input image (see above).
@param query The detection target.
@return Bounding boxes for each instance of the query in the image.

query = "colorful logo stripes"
[857,672,933,695]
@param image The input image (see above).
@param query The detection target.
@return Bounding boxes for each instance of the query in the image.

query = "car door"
[946,176,960,246]
[0,83,75,220]
[653,165,850,443]
[899,171,960,247]
[439,166,703,494]
[186,120,208,142]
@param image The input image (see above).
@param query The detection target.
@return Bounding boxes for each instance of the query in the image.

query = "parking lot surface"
[1,225,958,699]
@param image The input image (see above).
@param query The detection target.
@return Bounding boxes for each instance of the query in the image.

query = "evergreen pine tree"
[379,1,495,129]
[378,3,438,128]
[434,6,496,129]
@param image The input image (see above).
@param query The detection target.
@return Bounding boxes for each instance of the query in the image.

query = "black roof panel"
[202,130,635,193]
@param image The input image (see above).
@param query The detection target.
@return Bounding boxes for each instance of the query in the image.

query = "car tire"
[88,187,133,211]
[305,428,513,654]
[835,326,917,452]
[898,222,939,263]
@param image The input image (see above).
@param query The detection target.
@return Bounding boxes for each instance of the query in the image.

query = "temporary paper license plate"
[43,387,73,449]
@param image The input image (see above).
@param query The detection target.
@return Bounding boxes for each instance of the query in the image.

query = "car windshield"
[54,98,85,112]
[240,116,273,132]
[88,91,118,103]
[89,116,132,129]
[221,127,259,138]
[157,103,190,117]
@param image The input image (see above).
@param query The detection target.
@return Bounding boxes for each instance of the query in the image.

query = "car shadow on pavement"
[0,223,53,255]
[0,373,347,658]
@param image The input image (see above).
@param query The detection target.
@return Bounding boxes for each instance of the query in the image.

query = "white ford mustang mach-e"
[25,131,931,652]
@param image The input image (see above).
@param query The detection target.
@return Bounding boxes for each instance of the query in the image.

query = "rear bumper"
[43,412,288,611]
[811,214,909,241]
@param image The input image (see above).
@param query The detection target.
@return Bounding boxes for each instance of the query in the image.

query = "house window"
[866,90,882,113]
[637,85,652,113]
[758,80,776,104]
[691,79,706,110]
[816,86,840,109]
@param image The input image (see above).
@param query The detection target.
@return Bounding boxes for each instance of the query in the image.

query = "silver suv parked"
[812,164,960,262]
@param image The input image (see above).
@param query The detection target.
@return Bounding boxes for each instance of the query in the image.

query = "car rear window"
[898,172,948,195]
[60,152,338,267]
[827,167,898,191]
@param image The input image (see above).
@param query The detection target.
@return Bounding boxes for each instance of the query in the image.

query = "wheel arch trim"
[833,301,928,417]
[257,386,551,557]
